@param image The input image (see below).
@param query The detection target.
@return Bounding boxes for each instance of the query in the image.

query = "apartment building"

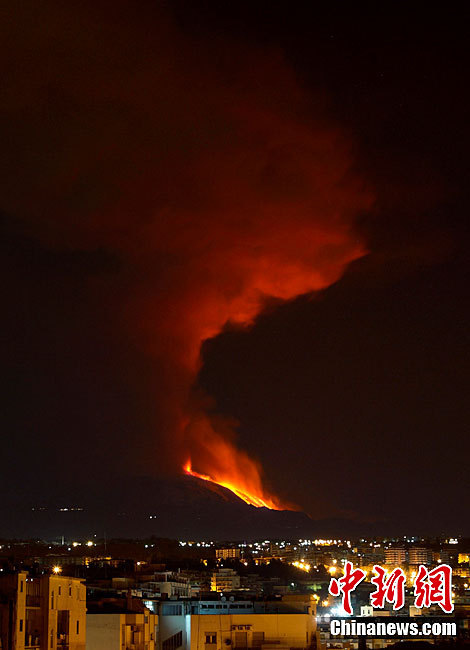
[0,571,86,650]
[159,595,318,650]
[87,610,157,650]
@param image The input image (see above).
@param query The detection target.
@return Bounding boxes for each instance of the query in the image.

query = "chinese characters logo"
[328,561,453,615]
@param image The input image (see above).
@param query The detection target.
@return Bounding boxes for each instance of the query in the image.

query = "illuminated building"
[0,571,86,650]
[112,571,191,598]
[216,548,241,560]
[454,566,470,578]
[87,609,157,650]
[158,596,318,650]
[408,547,431,566]
[211,569,240,592]
[384,547,406,566]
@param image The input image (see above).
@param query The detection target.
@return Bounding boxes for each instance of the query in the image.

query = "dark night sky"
[1,2,468,535]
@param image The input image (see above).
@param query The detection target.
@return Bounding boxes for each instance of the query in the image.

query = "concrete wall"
[189,613,315,650]
[87,611,157,650]
[87,614,120,650]
[160,613,188,648]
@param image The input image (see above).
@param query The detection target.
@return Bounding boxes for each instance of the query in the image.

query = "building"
[87,610,157,650]
[211,569,240,593]
[454,566,470,578]
[354,545,385,568]
[111,571,191,598]
[408,547,431,566]
[216,548,241,560]
[139,572,191,598]
[0,571,86,650]
[384,547,406,566]
[158,596,318,650]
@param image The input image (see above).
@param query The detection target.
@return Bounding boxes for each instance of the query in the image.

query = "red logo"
[327,563,454,614]
[328,561,367,615]
[370,565,406,610]
[414,564,453,613]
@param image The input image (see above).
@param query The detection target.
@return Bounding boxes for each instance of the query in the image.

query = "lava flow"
[184,461,283,510]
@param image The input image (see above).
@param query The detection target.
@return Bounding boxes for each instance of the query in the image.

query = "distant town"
[0,534,468,649]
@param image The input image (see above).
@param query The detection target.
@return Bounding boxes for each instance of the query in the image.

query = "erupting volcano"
[0,3,373,513]
[184,460,286,510]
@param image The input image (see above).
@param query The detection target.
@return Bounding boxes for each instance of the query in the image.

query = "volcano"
[1,474,376,540]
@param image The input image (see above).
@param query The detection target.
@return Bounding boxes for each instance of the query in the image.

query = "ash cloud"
[1,2,372,508]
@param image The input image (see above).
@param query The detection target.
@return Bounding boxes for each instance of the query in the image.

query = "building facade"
[211,570,240,593]
[159,596,318,650]
[0,571,86,650]
[86,610,157,650]
[215,549,241,560]
[384,548,406,566]
[408,547,431,567]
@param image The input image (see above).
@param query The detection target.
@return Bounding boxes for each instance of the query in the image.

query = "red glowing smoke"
[1,3,373,509]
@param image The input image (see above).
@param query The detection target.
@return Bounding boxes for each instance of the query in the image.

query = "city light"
[292,560,311,572]
[53,566,62,574]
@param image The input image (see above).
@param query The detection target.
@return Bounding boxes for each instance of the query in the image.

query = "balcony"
[26,595,42,608]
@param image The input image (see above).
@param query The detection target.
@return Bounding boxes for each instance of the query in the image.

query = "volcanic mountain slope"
[1,474,376,539]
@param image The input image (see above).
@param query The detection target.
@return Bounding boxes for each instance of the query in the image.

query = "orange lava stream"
[183,461,282,510]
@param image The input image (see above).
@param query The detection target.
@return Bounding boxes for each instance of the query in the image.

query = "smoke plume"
[1,2,372,508]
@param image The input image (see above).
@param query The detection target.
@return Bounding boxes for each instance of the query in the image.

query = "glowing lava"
[183,460,284,510]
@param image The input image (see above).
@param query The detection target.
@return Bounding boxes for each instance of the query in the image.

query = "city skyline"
[0,530,468,648]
